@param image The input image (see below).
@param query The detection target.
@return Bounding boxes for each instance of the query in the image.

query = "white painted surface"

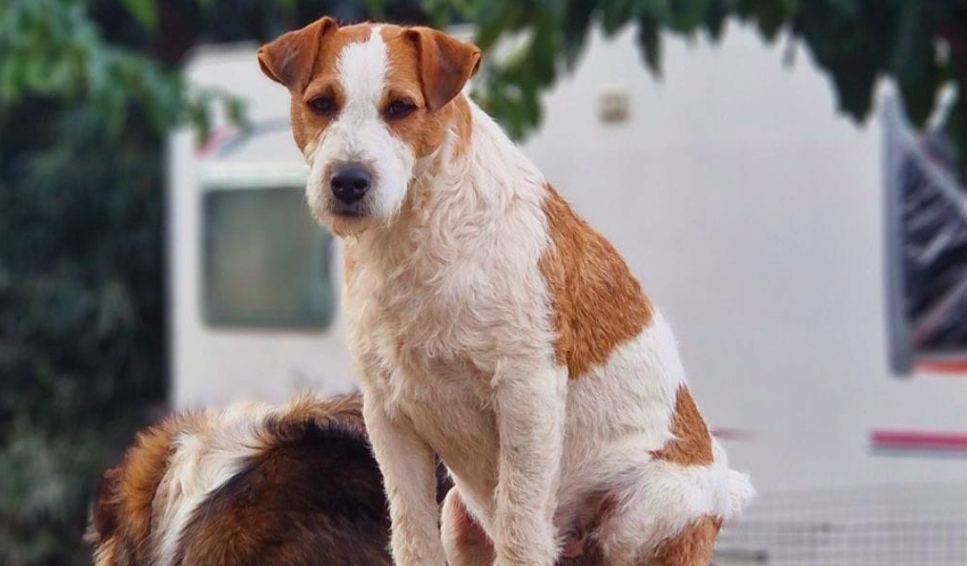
[169,22,967,491]
[169,47,357,410]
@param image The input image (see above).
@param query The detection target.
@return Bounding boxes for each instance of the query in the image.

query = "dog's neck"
[349,96,546,269]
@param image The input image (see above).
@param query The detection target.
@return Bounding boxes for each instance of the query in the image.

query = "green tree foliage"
[414,0,967,175]
[0,3,171,565]
[0,1,429,564]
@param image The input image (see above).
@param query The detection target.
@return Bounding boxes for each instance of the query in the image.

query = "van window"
[201,186,334,330]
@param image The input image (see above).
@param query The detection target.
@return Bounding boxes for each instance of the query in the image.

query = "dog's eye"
[384,99,416,120]
[308,95,337,116]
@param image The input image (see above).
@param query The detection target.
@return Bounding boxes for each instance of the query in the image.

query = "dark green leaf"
[601,0,634,35]
[667,0,711,34]
[562,0,596,69]
[118,0,158,30]
[636,16,663,75]
[703,0,730,40]
[752,0,793,41]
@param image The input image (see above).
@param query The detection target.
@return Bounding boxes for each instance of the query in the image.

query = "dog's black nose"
[330,164,371,204]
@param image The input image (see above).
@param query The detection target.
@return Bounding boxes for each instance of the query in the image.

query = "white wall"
[169,22,967,492]
[520,23,967,491]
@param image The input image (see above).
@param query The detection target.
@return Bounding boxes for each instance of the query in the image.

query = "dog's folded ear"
[258,16,339,91]
[404,28,481,111]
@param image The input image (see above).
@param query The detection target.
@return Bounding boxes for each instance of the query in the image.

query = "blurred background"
[1,1,966,565]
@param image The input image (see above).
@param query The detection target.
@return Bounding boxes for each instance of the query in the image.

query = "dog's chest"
[345,259,500,394]
[343,256,507,475]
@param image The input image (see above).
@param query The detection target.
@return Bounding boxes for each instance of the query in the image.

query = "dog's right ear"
[258,17,338,91]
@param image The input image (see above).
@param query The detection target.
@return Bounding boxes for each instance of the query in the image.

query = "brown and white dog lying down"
[258,17,753,566]
[86,394,450,566]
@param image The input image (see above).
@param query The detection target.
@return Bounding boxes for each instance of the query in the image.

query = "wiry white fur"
[558,314,754,565]
[324,30,753,566]
[553,313,685,521]
[598,444,753,565]
[152,402,275,566]
[304,28,416,227]
[346,98,560,566]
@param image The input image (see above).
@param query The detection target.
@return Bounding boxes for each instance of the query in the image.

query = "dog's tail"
[723,469,755,521]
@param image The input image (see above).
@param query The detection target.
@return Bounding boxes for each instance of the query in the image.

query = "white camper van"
[169,22,967,565]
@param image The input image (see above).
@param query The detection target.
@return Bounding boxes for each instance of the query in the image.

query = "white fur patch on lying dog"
[152,402,274,566]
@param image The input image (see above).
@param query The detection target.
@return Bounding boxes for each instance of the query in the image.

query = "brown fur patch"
[539,186,653,378]
[257,20,373,152]
[381,27,475,159]
[646,516,722,566]
[115,413,201,546]
[276,393,368,439]
[651,386,714,466]
[380,27,447,158]
[402,27,481,111]
[286,23,372,152]
[85,411,206,565]
[88,465,121,543]
[257,17,338,91]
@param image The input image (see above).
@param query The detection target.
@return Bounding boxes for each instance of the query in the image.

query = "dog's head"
[258,19,481,236]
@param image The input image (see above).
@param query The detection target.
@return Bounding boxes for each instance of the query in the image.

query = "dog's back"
[86,394,392,566]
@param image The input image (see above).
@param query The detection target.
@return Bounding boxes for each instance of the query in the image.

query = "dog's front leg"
[492,360,567,566]
[363,395,447,566]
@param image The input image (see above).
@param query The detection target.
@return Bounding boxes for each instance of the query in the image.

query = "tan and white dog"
[259,18,753,566]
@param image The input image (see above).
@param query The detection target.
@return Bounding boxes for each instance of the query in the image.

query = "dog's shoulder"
[538,184,653,378]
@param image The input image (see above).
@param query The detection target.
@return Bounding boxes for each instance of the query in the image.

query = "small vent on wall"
[598,84,630,124]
